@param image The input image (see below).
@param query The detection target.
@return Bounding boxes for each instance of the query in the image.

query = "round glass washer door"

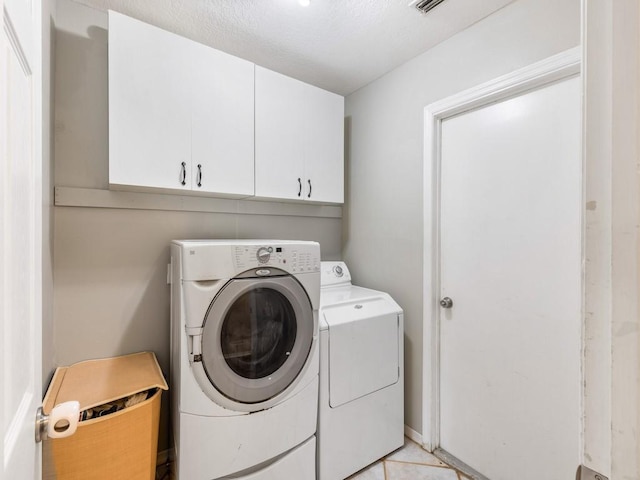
[201,274,313,404]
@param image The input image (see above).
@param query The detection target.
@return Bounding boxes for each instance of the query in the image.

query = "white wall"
[52,0,342,453]
[344,0,580,435]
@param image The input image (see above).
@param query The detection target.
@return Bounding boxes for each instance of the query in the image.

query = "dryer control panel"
[234,243,320,274]
[321,261,352,287]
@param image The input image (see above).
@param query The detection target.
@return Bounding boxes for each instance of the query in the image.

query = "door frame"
[421,47,582,453]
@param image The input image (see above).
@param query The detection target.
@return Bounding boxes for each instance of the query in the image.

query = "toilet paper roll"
[47,401,80,439]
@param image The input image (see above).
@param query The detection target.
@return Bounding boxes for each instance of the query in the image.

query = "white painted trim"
[422,92,441,453]
[421,47,582,453]
[54,186,343,219]
[423,47,580,121]
[3,392,34,465]
[3,6,32,76]
[404,424,424,448]
[580,2,640,477]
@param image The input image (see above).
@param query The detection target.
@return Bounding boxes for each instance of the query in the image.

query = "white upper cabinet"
[191,42,254,196]
[302,82,345,203]
[108,11,254,197]
[255,66,344,203]
[255,67,305,201]
[109,11,192,191]
[109,12,343,203]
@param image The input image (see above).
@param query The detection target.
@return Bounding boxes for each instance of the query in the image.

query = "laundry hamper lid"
[43,351,168,414]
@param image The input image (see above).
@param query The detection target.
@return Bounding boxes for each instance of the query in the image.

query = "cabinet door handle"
[297,178,302,197]
[196,164,202,187]
[307,179,312,198]
[180,162,186,186]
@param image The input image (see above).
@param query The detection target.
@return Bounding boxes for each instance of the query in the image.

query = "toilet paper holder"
[35,401,80,442]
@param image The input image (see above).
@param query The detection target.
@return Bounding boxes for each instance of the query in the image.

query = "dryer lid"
[320,285,390,316]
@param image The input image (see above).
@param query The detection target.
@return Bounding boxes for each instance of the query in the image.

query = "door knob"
[440,297,453,308]
[35,401,80,442]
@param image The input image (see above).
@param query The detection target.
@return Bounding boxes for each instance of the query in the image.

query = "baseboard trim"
[404,425,423,446]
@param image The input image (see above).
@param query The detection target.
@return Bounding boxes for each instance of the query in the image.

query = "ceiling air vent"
[409,0,446,15]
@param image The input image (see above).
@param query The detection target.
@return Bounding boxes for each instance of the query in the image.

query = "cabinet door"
[302,84,344,203]
[255,66,305,200]
[109,11,192,190]
[192,43,254,197]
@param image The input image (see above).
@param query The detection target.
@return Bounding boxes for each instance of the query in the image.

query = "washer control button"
[256,247,270,263]
[334,265,343,277]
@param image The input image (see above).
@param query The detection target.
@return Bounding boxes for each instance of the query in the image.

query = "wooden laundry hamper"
[42,352,168,480]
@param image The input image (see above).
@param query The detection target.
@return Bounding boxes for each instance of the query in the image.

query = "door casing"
[421,47,583,453]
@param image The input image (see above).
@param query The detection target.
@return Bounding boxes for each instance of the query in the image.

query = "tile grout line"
[384,459,452,470]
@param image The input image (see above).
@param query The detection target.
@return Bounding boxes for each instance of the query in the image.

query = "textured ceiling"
[72,0,515,95]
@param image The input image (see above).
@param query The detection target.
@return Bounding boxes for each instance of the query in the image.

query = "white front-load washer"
[318,261,404,480]
[170,240,321,480]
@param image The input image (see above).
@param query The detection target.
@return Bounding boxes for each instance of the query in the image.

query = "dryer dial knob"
[256,247,271,263]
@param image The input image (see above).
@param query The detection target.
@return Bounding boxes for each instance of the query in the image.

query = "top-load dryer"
[318,261,404,480]
[170,240,321,480]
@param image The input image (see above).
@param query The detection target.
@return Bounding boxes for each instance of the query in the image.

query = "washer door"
[201,274,313,404]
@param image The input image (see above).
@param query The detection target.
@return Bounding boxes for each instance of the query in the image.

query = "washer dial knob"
[333,265,343,277]
[256,247,271,264]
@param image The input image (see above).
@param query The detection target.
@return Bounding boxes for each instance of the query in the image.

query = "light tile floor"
[348,437,471,480]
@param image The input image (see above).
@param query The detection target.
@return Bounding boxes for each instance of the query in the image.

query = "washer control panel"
[234,243,320,273]
[256,246,272,263]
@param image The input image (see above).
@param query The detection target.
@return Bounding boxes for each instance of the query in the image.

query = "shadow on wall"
[342,116,351,252]
[116,247,172,455]
[54,25,109,189]
[43,15,58,395]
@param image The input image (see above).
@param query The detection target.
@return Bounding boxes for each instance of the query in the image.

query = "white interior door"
[438,76,582,480]
[1,0,43,478]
